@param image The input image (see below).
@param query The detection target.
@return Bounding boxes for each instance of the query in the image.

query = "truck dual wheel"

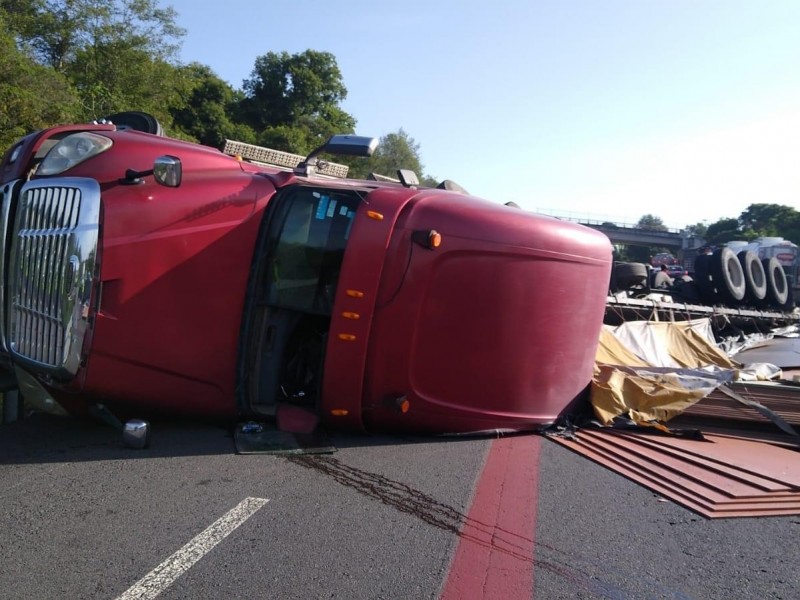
[710,247,746,305]
[762,257,790,308]
[737,250,767,304]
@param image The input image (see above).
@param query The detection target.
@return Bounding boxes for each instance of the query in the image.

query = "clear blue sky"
[166,0,800,229]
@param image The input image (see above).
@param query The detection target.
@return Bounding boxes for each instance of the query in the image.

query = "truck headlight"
[37,132,113,176]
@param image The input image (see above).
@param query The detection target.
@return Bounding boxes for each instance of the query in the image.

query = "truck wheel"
[613,262,647,290]
[693,254,717,304]
[737,250,767,304]
[103,111,164,136]
[778,285,795,311]
[763,257,789,308]
[711,247,746,305]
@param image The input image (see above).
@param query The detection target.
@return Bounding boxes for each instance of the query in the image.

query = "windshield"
[266,187,359,314]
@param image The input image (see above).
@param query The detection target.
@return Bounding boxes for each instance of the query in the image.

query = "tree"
[68,47,185,123]
[738,203,800,240]
[169,63,256,147]
[635,214,668,232]
[0,12,79,149]
[2,0,184,71]
[2,0,185,122]
[345,129,432,182]
[683,222,708,239]
[705,217,741,245]
[239,50,356,154]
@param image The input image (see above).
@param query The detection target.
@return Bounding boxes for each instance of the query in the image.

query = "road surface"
[1,414,797,599]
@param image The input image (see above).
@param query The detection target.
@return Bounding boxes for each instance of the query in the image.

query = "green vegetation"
[0,0,436,180]
[672,204,800,246]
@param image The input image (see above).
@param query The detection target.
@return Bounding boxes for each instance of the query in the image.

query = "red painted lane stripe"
[440,434,541,600]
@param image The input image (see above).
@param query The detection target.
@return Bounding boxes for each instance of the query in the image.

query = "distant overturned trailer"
[608,248,800,330]
[0,112,612,434]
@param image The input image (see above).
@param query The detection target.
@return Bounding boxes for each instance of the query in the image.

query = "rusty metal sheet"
[619,432,800,487]
[555,435,800,517]
[548,427,800,518]
[600,430,791,492]
[688,381,800,425]
[582,430,795,498]
[572,433,796,505]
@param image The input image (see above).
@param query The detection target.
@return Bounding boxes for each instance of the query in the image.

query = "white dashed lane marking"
[115,497,270,600]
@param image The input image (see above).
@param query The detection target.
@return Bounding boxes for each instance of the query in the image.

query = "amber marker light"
[331,409,349,417]
[366,210,384,220]
[384,395,410,414]
[346,289,365,298]
[412,229,443,250]
[338,333,357,341]
[342,311,360,320]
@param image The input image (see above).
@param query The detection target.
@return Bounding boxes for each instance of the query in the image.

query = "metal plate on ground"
[234,422,336,455]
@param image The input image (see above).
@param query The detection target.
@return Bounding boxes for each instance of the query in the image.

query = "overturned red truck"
[0,113,612,434]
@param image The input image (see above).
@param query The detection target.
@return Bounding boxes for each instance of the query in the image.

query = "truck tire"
[710,247,746,305]
[693,254,718,304]
[763,257,789,308]
[103,111,164,136]
[737,250,767,304]
[613,262,648,290]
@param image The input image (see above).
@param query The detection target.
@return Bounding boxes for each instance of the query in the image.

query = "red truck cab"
[0,114,612,434]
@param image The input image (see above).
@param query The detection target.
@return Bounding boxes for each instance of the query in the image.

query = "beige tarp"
[592,320,737,426]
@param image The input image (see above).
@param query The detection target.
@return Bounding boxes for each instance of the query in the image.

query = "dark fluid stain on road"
[288,454,466,535]
[287,454,689,599]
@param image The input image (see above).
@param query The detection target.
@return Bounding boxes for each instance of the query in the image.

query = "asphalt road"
[1,413,798,599]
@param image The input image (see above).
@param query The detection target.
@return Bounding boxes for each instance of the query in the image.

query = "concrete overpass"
[536,211,688,249]
[580,222,685,249]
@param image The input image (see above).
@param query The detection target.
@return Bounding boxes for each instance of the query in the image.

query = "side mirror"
[295,134,378,176]
[318,135,378,158]
[153,155,181,187]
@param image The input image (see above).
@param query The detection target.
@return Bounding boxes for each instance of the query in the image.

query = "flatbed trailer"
[606,292,800,332]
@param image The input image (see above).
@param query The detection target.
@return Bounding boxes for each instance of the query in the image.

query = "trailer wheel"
[763,257,789,308]
[693,254,717,304]
[613,262,648,290]
[711,247,746,305]
[737,250,767,304]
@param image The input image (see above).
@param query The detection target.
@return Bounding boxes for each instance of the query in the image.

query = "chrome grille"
[8,178,100,377]
[0,180,22,352]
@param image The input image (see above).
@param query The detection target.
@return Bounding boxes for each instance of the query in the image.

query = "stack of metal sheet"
[549,428,800,518]
[685,381,800,426]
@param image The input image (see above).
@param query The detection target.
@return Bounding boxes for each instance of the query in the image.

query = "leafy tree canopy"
[683,222,708,239]
[240,50,356,154]
[635,214,667,232]
[738,203,800,240]
[702,204,800,246]
[705,217,741,245]
[0,12,79,148]
[170,63,255,147]
[1,0,184,71]
[1,0,186,124]
[346,129,437,185]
